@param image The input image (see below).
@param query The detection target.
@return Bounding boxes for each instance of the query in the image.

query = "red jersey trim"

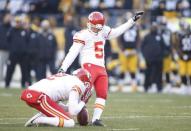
[73,39,85,45]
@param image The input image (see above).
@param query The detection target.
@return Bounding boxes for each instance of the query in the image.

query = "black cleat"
[92,119,106,127]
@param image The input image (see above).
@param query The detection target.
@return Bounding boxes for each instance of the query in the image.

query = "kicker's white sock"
[34,117,74,127]
[92,98,105,122]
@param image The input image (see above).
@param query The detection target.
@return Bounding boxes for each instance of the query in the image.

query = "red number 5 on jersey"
[94,41,103,59]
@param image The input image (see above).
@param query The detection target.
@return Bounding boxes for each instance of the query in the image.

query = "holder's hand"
[81,87,92,104]
[58,68,65,73]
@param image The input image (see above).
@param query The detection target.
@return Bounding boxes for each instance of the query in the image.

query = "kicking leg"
[92,75,108,126]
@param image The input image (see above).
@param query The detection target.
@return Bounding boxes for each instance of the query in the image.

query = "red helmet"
[72,68,91,84]
[87,11,105,31]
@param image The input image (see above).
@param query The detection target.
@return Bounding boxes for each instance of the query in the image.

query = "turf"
[0,88,191,131]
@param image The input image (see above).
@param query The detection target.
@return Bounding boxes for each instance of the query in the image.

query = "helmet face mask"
[87,11,105,33]
[87,22,103,33]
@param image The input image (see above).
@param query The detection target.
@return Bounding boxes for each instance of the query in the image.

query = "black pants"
[27,54,40,84]
[5,52,29,88]
[144,60,163,92]
[47,58,57,74]
[35,58,56,81]
[35,59,46,81]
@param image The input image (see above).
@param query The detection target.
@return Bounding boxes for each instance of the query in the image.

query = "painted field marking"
[0,117,28,120]
[108,128,139,131]
[112,99,173,103]
[0,93,13,97]
[103,115,191,119]
[0,122,24,125]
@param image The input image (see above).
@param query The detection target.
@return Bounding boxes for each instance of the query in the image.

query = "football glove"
[132,11,144,21]
[58,68,65,73]
[81,87,92,104]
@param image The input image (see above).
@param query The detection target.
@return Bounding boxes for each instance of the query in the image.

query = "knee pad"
[20,89,42,104]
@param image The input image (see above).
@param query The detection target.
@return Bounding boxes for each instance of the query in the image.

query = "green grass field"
[0,88,191,131]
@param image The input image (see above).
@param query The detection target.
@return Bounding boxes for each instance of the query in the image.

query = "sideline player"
[176,22,191,93]
[21,68,92,127]
[59,11,144,126]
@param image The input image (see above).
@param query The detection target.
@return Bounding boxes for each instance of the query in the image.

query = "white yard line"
[0,122,23,125]
[108,128,139,131]
[0,117,28,120]
[0,93,13,97]
[0,105,26,107]
[103,115,191,119]
[171,106,191,109]
[112,99,173,103]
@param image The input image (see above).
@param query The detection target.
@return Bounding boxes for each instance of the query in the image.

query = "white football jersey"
[28,74,86,102]
[73,26,111,67]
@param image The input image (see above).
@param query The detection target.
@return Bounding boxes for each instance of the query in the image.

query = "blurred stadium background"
[0,0,191,95]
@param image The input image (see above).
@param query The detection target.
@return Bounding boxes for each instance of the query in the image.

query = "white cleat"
[25,112,43,127]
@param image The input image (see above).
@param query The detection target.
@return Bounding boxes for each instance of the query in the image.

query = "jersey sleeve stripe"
[73,39,85,45]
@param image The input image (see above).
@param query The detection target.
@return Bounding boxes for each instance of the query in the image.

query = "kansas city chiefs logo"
[26,93,32,99]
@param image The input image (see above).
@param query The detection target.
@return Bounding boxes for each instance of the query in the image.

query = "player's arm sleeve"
[60,43,84,72]
[68,90,85,116]
[107,18,135,40]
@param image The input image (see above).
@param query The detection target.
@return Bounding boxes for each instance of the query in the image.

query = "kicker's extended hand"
[58,68,65,73]
[81,87,92,104]
[132,11,144,21]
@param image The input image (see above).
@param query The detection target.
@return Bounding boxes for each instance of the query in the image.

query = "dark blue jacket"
[0,24,10,50]
[7,27,28,53]
[141,32,165,62]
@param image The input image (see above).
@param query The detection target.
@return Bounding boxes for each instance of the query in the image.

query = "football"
[77,107,89,126]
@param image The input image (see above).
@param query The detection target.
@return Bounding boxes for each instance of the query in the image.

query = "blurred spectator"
[5,15,29,88]
[152,1,166,21]
[27,0,60,14]
[7,0,24,14]
[175,21,191,93]
[176,0,191,17]
[118,12,140,91]
[0,13,11,81]
[85,0,101,11]
[24,16,41,84]
[123,0,133,9]
[141,23,166,92]
[166,0,178,11]
[159,18,173,90]
[74,0,87,15]
[37,20,57,80]
[100,0,116,9]
[0,0,9,12]
[58,0,73,13]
